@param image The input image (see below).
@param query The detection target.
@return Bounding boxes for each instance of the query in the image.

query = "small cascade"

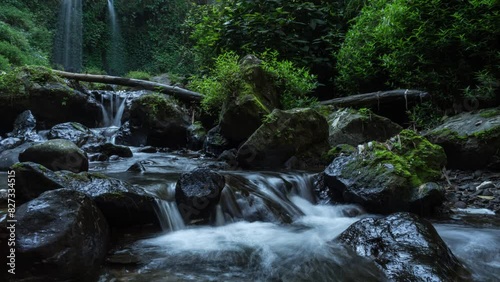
[154,183,185,232]
[106,0,124,75]
[53,0,83,72]
[98,91,129,127]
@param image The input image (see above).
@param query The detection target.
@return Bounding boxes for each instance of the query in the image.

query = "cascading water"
[106,0,124,75]
[53,0,83,72]
[99,91,128,127]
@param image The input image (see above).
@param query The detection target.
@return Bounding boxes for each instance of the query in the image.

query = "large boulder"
[0,189,109,281]
[19,139,88,172]
[319,130,447,215]
[219,95,268,146]
[11,162,158,227]
[0,66,102,135]
[337,212,471,281]
[126,93,190,148]
[328,108,402,146]
[48,122,106,147]
[237,108,329,168]
[175,168,225,224]
[186,122,206,150]
[425,107,500,170]
[82,142,133,159]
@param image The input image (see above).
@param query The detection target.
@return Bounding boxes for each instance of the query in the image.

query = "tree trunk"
[320,89,429,108]
[52,70,203,103]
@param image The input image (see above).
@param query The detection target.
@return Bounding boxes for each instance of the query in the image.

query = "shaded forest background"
[0,0,499,126]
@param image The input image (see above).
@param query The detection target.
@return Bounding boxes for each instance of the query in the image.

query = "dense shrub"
[185,0,366,95]
[188,51,317,115]
[336,0,500,108]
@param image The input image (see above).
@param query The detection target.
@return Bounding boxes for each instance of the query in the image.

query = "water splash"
[53,0,83,72]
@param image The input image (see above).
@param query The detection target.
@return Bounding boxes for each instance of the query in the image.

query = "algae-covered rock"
[328,108,402,146]
[127,93,190,148]
[203,126,230,157]
[425,107,500,170]
[237,108,329,168]
[19,139,88,172]
[0,66,102,134]
[320,130,446,214]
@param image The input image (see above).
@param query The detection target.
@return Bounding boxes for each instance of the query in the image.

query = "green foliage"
[189,51,249,114]
[0,3,51,70]
[260,51,318,109]
[125,70,152,81]
[185,0,366,91]
[189,51,318,115]
[336,0,500,109]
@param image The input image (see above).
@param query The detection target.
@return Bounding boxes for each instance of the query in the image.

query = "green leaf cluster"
[336,0,500,108]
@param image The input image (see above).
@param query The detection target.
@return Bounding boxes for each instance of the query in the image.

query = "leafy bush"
[0,3,51,69]
[336,0,500,108]
[185,0,366,93]
[189,51,317,115]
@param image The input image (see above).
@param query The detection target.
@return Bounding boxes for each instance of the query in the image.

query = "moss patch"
[136,93,181,123]
[479,108,500,118]
[343,130,446,187]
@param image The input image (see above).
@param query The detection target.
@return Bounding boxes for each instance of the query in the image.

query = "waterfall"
[53,0,83,72]
[106,0,124,75]
[154,183,186,232]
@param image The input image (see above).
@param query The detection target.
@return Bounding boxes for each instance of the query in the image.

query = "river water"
[89,149,500,282]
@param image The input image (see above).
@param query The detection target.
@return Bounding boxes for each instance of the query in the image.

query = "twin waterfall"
[54,0,123,74]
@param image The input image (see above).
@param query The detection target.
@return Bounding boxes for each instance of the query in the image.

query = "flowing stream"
[91,145,500,282]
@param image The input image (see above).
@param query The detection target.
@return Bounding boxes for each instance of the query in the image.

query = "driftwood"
[320,89,429,109]
[52,70,203,103]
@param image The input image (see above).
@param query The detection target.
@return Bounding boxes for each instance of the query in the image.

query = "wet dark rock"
[19,139,88,172]
[82,142,133,158]
[425,107,500,170]
[127,161,147,172]
[237,108,329,169]
[175,168,225,224]
[337,212,471,281]
[318,130,446,215]
[48,122,105,146]
[8,110,41,142]
[12,162,159,227]
[0,67,102,135]
[0,189,109,281]
[219,95,266,146]
[217,149,238,165]
[203,126,230,157]
[126,93,190,148]
[187,122,206,151]
[328,108,402,147]
[0,142,34,171]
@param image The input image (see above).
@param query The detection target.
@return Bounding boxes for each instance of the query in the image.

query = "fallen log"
[52,70,203,103]
[320,89,429,109]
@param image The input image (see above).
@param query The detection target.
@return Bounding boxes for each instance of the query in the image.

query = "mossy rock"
[236,108,329,168]
[0,66,102,134]
[321,130,446,214]
[425,107,500,170]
